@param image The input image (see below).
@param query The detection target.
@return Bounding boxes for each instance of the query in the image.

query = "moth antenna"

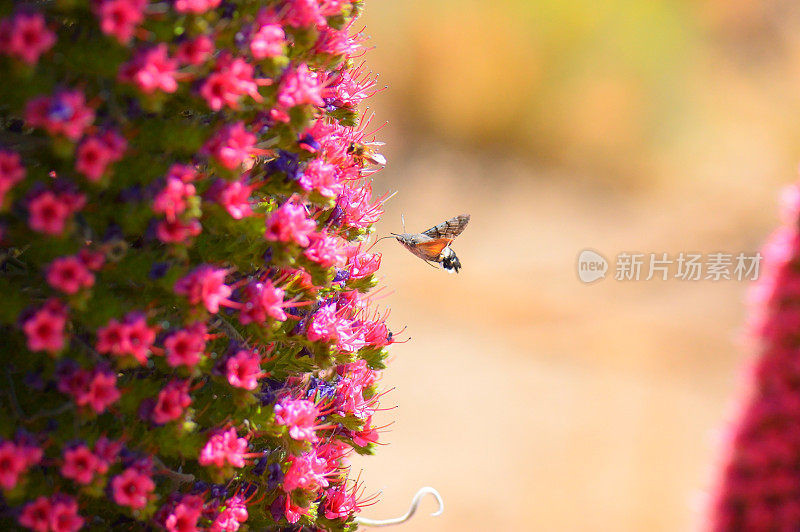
[401,213,406,233]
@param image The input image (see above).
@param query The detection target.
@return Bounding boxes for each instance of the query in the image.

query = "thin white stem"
[355,487,444,527]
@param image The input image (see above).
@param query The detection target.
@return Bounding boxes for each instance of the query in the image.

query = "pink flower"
[336,182,387,229]
[61,444,101,485]
[277,64,324,109]
[25,90,95,141]
[284,495,310,524]
[77,371,121,413]
[307,303,350,344]
[46,255,95,294]
[174,265,234,314]
[274,398,320,442]
[0,12,56,65]
[152,380,192,424]
[348,251,381,279]
[49,496,85,532]
[19,496,51,532]
[282,0,325,28]
[163,323,207,368]
[177,36,213,65]
[28,190,84,236]
[322,484,358,520]
[250,24,285,59]
[111,467,155,509]
[23,299,67,354]
[0,149,25,204]
[239,280,288,324]
[198,428,248,469]
[351,415,379,447]
[316,25,365,58]
[153,174,196,221]
[299,158,343,198]
[214,180,254,219]
[119,44,178,94]
[304,233,348,269]
[96,313,155,364]
[93,437,122,473]
[200,54,266,111]
[211,496,248,531]
[264,201,316,247]
[156,218,202,244]
[203,122,257,170]
[78,248,105,271]
[0,440,34,489]
[174,0,222,14]
[226,349,265,390]
[95,0,147,44]
[165,500,202,532]
[283,451,328,492]
[75,130,127,181]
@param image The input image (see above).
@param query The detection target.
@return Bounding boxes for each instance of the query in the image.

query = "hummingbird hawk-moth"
[392,214,470,273]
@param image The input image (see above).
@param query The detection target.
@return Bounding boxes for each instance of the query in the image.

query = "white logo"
[577,249,608,283]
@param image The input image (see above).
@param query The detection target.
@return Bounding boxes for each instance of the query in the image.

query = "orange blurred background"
[348,1,800,530]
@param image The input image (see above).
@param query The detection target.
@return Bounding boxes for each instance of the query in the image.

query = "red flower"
[264,201,317,247]
[202,122,257,170]
[226,349,265,390]
[46,255,95,294]
[174,266,235,314]
[22,299,67,354]
[111,467,155,509]
[119,44,179,94]
[95,0,147,44]
[163,323,207,368]
[61,444,101,485]
[0,12,56,65]
[151,380,192,424]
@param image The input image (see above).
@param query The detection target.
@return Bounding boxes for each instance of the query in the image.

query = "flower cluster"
[0,0,392,529]
[708,182,800,529]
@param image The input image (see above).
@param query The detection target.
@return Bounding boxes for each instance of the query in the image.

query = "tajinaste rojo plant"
[0,0,439,529]
[707,183,800,530]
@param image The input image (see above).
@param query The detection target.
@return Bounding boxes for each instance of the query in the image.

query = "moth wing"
[414,238,452,259]
[422,214,470,240]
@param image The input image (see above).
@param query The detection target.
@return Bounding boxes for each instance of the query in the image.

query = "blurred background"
[348,1,800,530]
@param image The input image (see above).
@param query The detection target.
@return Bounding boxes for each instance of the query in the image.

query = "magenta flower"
[282,451,329,492]
[277,64,324,109]
[111,467,155,510]
[174,265,234,314]
[226,349,265,390]
[61,444,101,485]
[153,174,196,221]
[198,428,248,469]
[119,44,179,95]
[93,437,122,474]
[95,0,146,44]
[156,218,202,244]
[78,371,121,413]
[18,496,51,531]
[22,298,67,354]
[177,36,213,66]
[351,415,379,447]
[322,484,358,520]
[239,280,288,324]
[28,191,83,236]
[25,90,95,141]
[0,439,41,490]
[46,255,95,294]
[348,250,381,279]
[282,0,326,28]
[96,313,156,364]
[75,130,127,181]
[213,179,254,219]
[299,157,343,198]
[203,122,257,170]
[0,149,25,204]
[304,233,348,269]
[250,23,285,59]
[200,54,266,111]
[307,303,349,344]
[174,0,222,14]
[336,182,388,229]
[152,380,192,424]
[211,496,248,532]
[0,12,56,65]
[165,500,202,532]
[264,201,316,247]
[48,495,85,532]
[163,323,207,368]
[274,398,321,442]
